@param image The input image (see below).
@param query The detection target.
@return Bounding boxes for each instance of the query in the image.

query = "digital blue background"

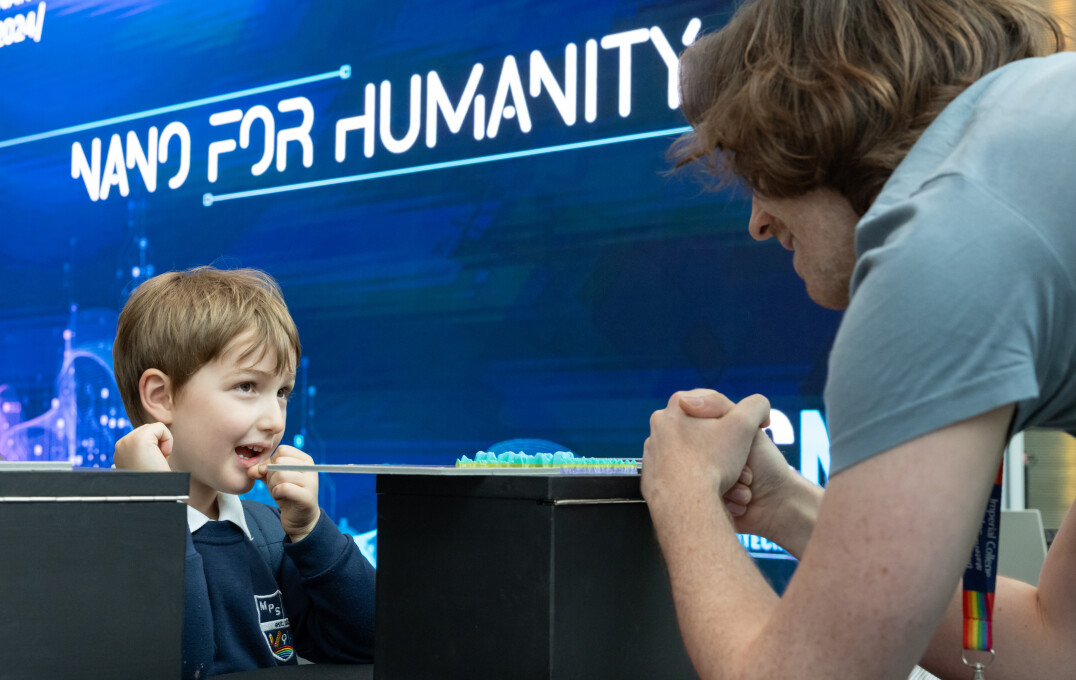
[0,1,840,577]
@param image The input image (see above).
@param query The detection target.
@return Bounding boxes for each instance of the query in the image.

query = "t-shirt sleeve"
[825,174,1046,474]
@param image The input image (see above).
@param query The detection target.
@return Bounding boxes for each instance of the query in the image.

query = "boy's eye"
[237,382,255,393]
[278,387,295,401]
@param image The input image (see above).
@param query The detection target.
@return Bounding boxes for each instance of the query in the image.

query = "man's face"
[748,188,860,309]
[164,333,296,516]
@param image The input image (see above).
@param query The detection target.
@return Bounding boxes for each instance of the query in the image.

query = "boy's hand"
[113,423,174,472]
[251,445,321,543]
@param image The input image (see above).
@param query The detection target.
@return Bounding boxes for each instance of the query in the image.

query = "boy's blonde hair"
[673,0,1065,215]
[114,266,301,427]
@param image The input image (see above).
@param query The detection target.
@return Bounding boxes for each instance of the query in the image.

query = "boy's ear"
[139,369,175,425]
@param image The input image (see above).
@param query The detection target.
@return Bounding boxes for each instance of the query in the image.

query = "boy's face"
[164,332,296,515]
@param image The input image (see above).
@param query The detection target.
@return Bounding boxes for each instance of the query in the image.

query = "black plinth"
[374,474,697,680]
[0,469,189,680]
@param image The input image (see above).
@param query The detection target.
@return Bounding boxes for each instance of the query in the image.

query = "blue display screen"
[0,1,840,570]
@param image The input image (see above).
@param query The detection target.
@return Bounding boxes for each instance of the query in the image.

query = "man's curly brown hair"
[672,0,1065,215]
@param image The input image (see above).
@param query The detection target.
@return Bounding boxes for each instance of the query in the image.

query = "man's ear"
[139,369,175,425]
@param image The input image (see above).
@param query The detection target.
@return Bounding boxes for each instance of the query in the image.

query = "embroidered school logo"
[255,591,295,662]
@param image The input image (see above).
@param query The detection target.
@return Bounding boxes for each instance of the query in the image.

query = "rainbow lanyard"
[961,461,1004,678]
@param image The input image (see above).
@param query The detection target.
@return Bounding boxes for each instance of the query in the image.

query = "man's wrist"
[766,475,823,559]
[650,485,730,542]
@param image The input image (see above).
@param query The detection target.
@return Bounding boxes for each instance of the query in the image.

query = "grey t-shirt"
[826,53,1076,474]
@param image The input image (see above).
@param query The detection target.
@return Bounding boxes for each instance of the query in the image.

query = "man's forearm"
[753,478,1076,679]
[919,503,1076,679]
[653,492,780,680]
[917,575,1061,679]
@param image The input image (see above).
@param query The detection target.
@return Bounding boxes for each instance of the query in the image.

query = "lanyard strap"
[962,461,1004,654]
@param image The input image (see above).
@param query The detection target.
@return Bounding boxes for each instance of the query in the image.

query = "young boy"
[112,266,375,679]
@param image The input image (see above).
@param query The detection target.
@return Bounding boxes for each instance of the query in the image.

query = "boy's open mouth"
[235,444,268,466]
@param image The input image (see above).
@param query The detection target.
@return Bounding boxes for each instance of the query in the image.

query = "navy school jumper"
[182,501,375,679]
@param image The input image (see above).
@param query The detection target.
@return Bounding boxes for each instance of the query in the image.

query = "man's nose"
[748,198,774,242]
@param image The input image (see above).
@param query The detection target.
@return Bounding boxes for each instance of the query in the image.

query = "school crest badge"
[255,590,295,662]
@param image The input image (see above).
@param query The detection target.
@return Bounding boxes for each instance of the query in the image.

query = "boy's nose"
[258,399,286,435]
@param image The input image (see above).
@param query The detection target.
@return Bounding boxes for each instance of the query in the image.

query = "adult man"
[641,1,1075,678]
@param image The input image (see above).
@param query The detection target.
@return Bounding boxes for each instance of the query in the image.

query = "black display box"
[374,473,697,680]
[0,469,189,680]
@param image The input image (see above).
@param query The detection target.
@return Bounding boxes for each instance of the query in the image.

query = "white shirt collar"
[186,492,253,539]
